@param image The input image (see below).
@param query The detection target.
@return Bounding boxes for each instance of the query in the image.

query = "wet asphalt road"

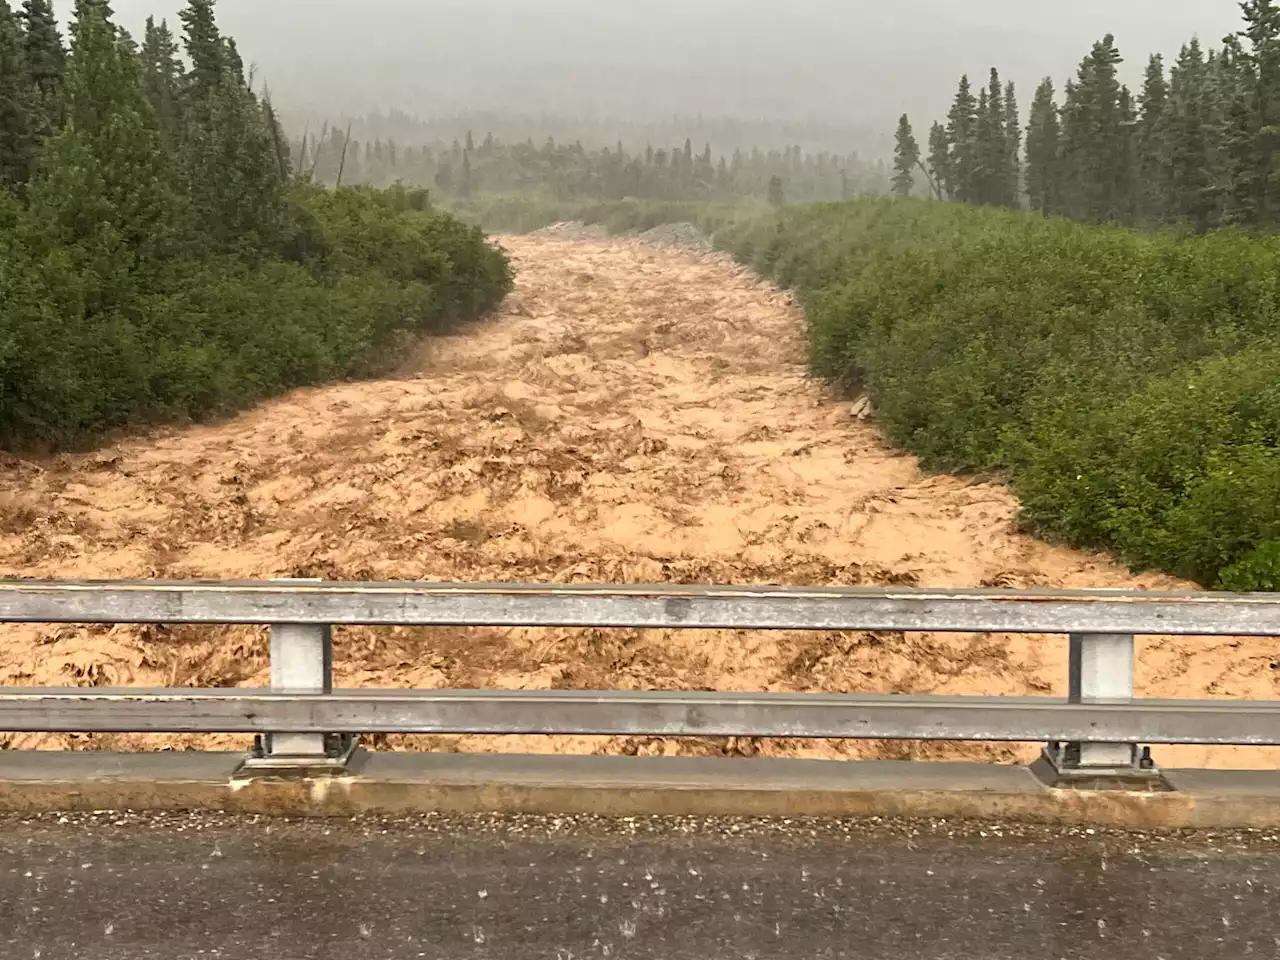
[1,813,1278,960]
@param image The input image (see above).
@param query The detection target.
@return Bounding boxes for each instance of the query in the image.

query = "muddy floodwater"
[0,230,1275,768]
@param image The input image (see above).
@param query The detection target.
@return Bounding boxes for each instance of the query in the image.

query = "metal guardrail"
[2,579,1279,782]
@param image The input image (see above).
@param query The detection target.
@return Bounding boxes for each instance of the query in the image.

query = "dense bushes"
[715,199,1280,589]
[0,178,510,451]
[0,3,510,451]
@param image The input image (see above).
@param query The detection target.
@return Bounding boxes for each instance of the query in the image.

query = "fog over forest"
[107,0,1241,156]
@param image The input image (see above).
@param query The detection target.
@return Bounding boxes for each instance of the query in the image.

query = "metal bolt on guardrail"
[1,579,1279,789]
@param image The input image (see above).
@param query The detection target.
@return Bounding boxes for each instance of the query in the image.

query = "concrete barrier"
[3,751,1280,829]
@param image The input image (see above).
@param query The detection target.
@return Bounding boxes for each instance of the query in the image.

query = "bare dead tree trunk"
[915,158,942,200]
[309,121,329,179]
[335,120,354,189]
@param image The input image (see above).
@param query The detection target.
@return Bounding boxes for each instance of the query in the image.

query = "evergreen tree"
[1059,34,1130,222]
[1025,77,1062,215]
[68,0,112,43]
[1167,39,1218,232]
[1135,54,1171,221]
[176,0,286,255]
[1004,81,1022,206]
[892,113,920,197]
[973,86,992,202]
[1220,37,1262,225]
[18,0,63,102]
[972,68,1010,206]
[177,0,221,98]
[0,0,39,189]
[222,35,244,85]
[1236,0,1280,224]
[946,75,978,202]
[30,0,175,261]
[1117,83,1140,223]
[767,174,785,207]
[140,16,182,143]
[434,160,453,193]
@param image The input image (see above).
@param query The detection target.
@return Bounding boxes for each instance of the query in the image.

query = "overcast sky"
[107,1,1244,138]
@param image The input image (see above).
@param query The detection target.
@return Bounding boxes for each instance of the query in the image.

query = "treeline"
[894,1,1280,233]
[0,0,510,450]
[300,109,890,160]
[716,199,1280,591]
[296,126,889,206]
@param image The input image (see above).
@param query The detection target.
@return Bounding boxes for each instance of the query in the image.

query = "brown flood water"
[0,230,1275,768]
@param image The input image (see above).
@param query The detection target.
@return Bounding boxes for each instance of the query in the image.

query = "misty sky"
[108,1,1244,143]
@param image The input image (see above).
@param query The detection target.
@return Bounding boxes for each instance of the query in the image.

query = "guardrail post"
[1039,632,1157,785]
[239,580,357,776]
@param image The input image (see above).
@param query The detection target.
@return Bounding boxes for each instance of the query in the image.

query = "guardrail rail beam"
[0,578,1273,791]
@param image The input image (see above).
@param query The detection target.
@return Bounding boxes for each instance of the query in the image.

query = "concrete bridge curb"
[3,751,1280,829]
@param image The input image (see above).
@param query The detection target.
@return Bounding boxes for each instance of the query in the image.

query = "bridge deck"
[2,811,1276,960]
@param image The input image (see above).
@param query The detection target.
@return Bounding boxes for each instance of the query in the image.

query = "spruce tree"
[946,75,978,202]
[222,35,244,85]
[973,68,1009,206]
[1220,37,1262,225]
[434,160,453,193]
[1136,54,1171,221]
[1117,84,1139,223]
[892,114,920,197]
[68,0,112,43]
[19,0,62,102]
[1025,77,1062,215]
[1237,0,1280,224]
[178,0,221,99]
[926,121,950,199]
[0,0,39,189]
[1004,81,1021,206]
[973,86,992,203]
[1059,34,1129,222]
[176,0,285,255]
[767,174,784,207]
[30,0,176,262]
[140,16,183,143]
[1167,39,1218,232]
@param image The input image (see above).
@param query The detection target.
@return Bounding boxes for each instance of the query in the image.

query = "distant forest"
[295,110,891,160]
[293,124,890,206]
[895,0,1280,232]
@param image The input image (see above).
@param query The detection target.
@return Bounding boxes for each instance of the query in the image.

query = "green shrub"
[0,185,511,450]
[710,198,1280,589]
